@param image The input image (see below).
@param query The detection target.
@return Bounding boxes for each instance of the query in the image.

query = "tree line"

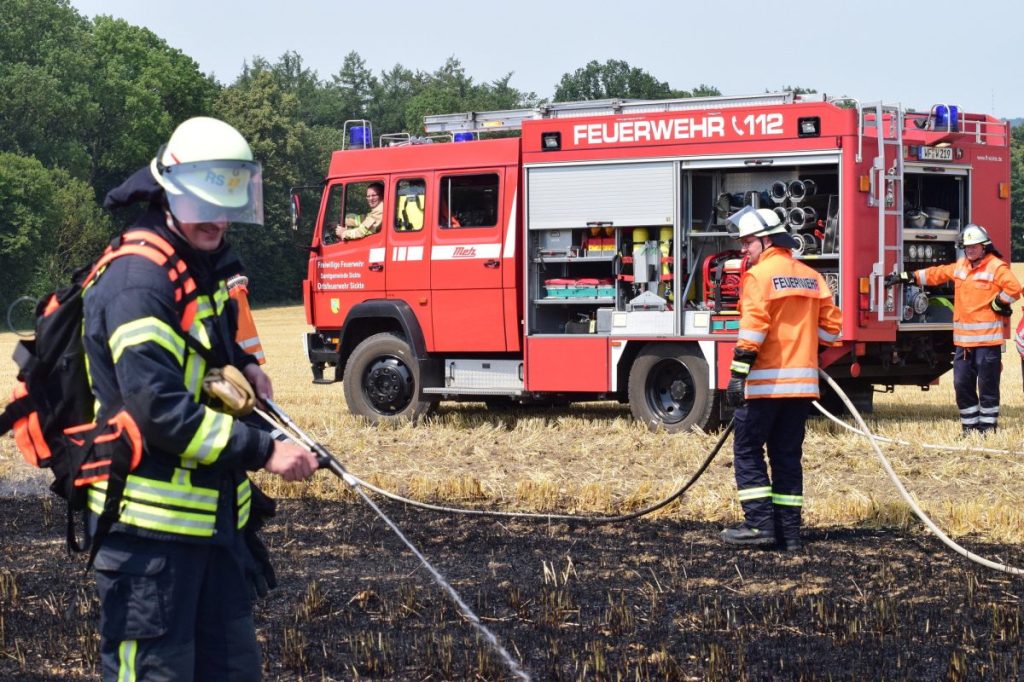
[1,0,1022,314]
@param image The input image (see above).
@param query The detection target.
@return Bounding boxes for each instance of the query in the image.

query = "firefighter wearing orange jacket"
[227,274,266,365]
[887,224,1021,434]
[722,208,842,551]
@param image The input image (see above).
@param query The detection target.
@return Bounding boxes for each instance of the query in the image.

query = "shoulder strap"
[88,231,200,333]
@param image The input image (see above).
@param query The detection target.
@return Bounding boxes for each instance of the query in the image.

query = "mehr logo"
[453,246,477,258]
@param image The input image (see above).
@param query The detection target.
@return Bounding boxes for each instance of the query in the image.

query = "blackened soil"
[1,496,1022,681]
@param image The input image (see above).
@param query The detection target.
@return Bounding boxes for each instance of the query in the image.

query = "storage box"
[573,278,599,298]
[540,230,574,255]
[544,278,575,298]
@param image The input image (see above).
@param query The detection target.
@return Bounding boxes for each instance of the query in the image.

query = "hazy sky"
[70,0,1022,118]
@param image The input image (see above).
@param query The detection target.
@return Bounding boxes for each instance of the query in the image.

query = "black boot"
[720,524,776,548]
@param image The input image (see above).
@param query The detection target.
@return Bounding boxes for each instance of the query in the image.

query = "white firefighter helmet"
[150,117,264,226]
[959,223,991,247]
[727,206,799,249]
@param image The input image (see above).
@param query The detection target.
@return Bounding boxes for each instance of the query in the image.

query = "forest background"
[2,0,1022,309]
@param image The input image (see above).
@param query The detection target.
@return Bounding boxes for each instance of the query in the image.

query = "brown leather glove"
[202,365,256,416]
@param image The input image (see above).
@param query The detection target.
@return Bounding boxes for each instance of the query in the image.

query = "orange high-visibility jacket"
[914,254,1021,348]
[227,275,265,365]
[736,247,843,399]
[1015,316,1024,357]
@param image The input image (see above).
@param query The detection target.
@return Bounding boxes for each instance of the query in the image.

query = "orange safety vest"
[227,275,265,365]
[915,254,1021,347]
[1014,317,1024,357]
[736,247,843,399]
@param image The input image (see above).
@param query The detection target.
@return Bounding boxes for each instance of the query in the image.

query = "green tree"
[85,16,217,198]
[0,152,111,310]
[553,59,674,101]
[1010,125,1024,260]
[215,69,312,302]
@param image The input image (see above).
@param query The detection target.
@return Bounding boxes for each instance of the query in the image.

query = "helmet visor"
[160,160,264,226]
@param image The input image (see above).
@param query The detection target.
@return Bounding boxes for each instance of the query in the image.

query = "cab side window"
[320,183,345,245]
[439,173,499,229]
[394,178,426,232]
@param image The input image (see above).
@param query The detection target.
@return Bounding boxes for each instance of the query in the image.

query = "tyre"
[627,344,716,433]
[342,332,436,423]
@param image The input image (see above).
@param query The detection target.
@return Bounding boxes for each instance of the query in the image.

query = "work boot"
[777,536,803,552]
[720,524,776,548]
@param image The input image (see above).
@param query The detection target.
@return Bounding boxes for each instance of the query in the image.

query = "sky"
[70,0,1023,119]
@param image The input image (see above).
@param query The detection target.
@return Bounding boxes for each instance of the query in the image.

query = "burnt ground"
[1,496,1022,681]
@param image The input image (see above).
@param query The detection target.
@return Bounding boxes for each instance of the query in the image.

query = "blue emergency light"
[454,132,474,142]
[349,126,371,149]
[934,105,959,132]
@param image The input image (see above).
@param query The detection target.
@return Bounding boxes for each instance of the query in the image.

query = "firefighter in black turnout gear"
[85,117,318,681]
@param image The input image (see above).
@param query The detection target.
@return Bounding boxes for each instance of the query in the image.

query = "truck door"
[386,177,432,342]
[430,169,507,352]
[311,178,388,330]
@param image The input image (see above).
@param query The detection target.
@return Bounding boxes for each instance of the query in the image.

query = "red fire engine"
[294,92,1011,432]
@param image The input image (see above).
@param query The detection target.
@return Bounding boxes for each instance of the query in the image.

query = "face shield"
[153,157,264,226]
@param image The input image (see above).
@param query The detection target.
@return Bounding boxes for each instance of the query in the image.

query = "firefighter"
[86,116,319,681]
[722,208,842,551]
[227,274,266,365]
[886,224,1021,434]
[336,181,384,240]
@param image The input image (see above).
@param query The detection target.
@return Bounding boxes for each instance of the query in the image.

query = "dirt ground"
[1,495,1022,681]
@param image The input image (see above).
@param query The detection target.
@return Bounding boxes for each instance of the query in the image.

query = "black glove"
[884,271,912,287]
[243,481,278,600]
[726,349,757,408]
[991,297,1013,317]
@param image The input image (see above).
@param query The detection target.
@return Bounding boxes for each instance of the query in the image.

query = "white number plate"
[919,146,953,161]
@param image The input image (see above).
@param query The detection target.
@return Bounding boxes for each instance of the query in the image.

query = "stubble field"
[1,297,1023,680]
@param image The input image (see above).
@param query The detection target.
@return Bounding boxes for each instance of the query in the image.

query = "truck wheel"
[627,344,715,433]
[343,332,436,423]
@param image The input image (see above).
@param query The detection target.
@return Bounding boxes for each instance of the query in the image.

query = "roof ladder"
[861,102,906,322]
[423,91,812,133]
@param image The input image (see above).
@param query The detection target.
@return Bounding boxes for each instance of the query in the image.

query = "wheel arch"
[337,299,429,379]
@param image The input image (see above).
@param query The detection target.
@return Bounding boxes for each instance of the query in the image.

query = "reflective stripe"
[979,415,997,425]
[118,640,137,682]
[999,292,1017,304]
[915,271,927,287]
[772,493,803,507]
[239,337,261,351]
[954,321,1002,331]
[748,367,817,381]
[738,329,766,344]
[738,486,772,501]
[953,268,968,280]
[960,416,980,425]
[818,328,839,343]
[979,406,999,415]
[109,317,185,365]
[92,477,217,510]
[213,286,229,313]
[88,488,216,536]
[237,478,252,529]
[959,406,979,416]
[730,360,751,375]
[954,333,1004,344]
[973,272,995,282]
[746,382,818,397]
[249,349,266,362]
[183,408,232,465]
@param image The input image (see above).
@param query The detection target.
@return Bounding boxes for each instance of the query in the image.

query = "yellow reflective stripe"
[87,490,216,536]
[118,502,216,536]
[92,476,218,511]
[237,478,252,529]
[184,351,204,400]
[772,493,803,507]
[183,407,232,464]
[738,486,772,501]
[118,640,137,682]
[109,317,185,364]
[214,286,230,314]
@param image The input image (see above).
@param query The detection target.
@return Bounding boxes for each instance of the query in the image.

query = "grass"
[2,273,1023,544]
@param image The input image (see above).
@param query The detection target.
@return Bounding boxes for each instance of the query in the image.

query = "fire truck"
[294,92,1011,432]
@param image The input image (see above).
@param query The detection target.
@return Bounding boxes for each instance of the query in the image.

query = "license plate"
[919,146,953,161]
